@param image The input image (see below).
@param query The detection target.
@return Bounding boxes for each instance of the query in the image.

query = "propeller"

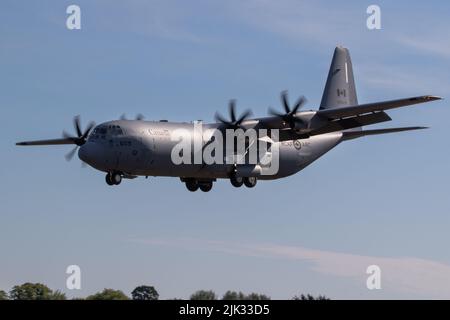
[120,114,145,120]
[269,90,307,129]
[214,100,252,129]
[63,115,95,161]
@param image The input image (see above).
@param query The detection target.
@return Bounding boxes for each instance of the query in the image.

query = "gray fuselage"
[78,120,342,181]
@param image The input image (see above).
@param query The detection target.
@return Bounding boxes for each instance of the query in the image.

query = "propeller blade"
[214,112,231,125]
[216,100,252,129]
[271,91,308,128]
[120,114,127,120]
[268,107,284,118]
[236,109,252,124]
[229,100,237,123]
[291,95,307,114]
[73,115,82,137]
[136,114,145,120]
[65,146,78,161]
[82,121,95,139]
[62,130,75,140]
[281,91,290,113]
[62,131,79,145]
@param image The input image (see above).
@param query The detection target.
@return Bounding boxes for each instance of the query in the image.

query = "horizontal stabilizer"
[309,111,391,136]
[278,111,391,141]
[317,95,441,119]
[342,126,428,140]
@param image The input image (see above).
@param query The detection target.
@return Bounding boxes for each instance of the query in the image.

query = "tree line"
[0,283,328,300]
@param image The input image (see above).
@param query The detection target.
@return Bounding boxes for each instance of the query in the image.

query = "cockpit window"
[95,127,107,135]
[109,125,123,135]
[91,125,123,138]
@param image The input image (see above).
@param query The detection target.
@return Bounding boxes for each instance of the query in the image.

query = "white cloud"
[91,0,205,43]
[227,0,364,48]
[130,237,450,299]
[397,35,450,60]
[358,63,450,96]
[255,243,450,299]
[228,0,450,65]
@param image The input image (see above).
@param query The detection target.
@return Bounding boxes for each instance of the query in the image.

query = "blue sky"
[1,0,450,299]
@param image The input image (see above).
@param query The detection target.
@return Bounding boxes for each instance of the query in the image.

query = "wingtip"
[408,126,429,131]
[425,95,443,101]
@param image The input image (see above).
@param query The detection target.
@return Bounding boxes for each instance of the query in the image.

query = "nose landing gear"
[106,172,122,186]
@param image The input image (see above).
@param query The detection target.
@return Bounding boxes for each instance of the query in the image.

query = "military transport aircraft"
[16,47,441,192]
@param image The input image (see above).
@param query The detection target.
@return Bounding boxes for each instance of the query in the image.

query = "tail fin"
[320,46,358,110]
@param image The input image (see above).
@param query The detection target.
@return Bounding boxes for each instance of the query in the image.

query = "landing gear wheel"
[185,179,199,192]
[105,173,114,186]
[199,181,213,192]
[230,175,244,188]
[111,172,122,185]
[244,177,257,188]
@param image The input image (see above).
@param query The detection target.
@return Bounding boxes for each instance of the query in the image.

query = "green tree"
[51,290,67,300]
[244,292,271,300]
[190,290,217,300]
[222,291,270,300]
[222,291,246,300]
[131,285,159,300]
[9,283,66,300]
[0,290,8,300]
[86,288,129,300]
[292,294,329,300]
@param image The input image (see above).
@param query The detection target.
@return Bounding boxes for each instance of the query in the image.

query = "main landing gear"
[230,174,257,188]
[105,172,122,186]
[182,175,257,191]
[183,178,214,192]
[244,176,257,188]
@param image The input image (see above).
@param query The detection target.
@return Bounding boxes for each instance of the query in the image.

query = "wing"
[316,95,441,119]
[16,138,75,146]
[307,111,391,136]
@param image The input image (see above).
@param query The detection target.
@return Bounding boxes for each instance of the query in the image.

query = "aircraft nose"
[78,143,94,165]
